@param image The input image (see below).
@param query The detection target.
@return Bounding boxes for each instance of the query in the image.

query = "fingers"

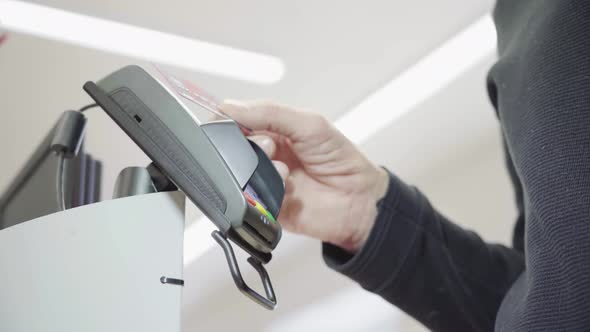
[221,100,322,142]
[248,134,289,181]
[248,135,276,158]
[272,160,290,181]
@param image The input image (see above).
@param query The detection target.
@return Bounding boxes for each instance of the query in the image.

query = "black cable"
[78,103,98,113]
[56,152,67,211]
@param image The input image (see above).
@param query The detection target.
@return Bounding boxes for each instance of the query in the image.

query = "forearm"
[324,171,524,331]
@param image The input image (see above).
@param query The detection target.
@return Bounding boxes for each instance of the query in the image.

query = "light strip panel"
[335,15,496,142]
[0,0,285,84]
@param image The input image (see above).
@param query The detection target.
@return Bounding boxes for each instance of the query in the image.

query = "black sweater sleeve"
[323,172,524,331]
[325,1,590,331]
[488,1,590,330]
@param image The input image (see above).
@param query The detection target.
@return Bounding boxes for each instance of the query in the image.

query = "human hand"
[221,101,389,252]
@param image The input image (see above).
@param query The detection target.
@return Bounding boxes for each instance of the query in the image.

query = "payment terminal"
[83,65,284,309]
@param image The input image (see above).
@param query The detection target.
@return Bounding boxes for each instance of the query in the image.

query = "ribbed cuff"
[322,170,423,291]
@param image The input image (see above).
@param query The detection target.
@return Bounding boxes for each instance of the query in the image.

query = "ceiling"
[0,1,506,331]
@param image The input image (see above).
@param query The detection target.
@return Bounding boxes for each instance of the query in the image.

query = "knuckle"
[308,113,330,132]
[254,99,278,111]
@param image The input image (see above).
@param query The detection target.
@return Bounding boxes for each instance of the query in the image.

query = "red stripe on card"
[0,34,8,47]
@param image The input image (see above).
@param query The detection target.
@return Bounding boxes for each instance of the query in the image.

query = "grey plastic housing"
[83,65,282,256]
[200,120,259,189]
[112,167,157,199]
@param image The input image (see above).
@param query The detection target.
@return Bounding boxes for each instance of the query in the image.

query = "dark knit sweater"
[323,1,590,331]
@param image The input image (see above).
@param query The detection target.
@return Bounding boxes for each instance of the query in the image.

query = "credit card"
[0,33,8,47]
[153,64,252,134]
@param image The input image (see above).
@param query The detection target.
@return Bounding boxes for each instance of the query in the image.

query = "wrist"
[339,166,390,253]
[370,166,390,205]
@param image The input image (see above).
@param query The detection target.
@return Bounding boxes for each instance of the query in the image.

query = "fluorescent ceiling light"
[0,0,285,84]
[335,14,496,143]
[183,14,496,265]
